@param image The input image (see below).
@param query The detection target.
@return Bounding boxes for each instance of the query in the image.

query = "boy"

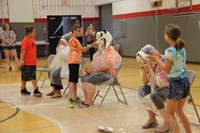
[18,26,42,97]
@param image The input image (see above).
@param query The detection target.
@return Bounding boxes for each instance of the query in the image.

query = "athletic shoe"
[68,99,75,108]
[33,88,42,97]
[21,88,31,95]
[74,97,83,104]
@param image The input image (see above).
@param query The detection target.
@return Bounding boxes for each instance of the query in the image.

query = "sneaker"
[21,88,31,95]
[33,88,42,97]
[68,99,75,108]
[74,97,83,104]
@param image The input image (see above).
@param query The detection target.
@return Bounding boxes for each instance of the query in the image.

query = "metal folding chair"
[92,67,128,107]
[36,54,55,88]
[63,57,87,95]
[186,69,200,124]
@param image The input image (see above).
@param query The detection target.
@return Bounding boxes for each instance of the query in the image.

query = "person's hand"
[89,69,97,74]
[17,63,24,70]
[147,54,159,63]
[143,64,151,71]
[85,67,91,74]
[147,50,160,62]
[91,41,99,48]
[8,42,12,47]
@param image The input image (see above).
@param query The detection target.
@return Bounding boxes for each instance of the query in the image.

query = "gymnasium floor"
[0,57,200,133]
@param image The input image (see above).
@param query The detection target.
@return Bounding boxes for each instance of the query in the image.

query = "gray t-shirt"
[1,30,16,46]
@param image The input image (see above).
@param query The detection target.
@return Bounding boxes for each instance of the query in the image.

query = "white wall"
[33,0,99,18]
[112,0,200,15]
[0,0,99,19]
[1,0,200,20]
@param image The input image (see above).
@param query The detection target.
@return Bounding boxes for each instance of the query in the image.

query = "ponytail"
[175,38,185,49]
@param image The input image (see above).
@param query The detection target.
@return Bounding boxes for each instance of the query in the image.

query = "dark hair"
[25,26,35,35]
[71,25,81,33]
[3,23,12,31]
[165,24,185,49]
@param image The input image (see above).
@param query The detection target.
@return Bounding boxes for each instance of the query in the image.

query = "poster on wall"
[47,15,81,54]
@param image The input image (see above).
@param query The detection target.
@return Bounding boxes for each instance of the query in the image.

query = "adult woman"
[137,44,170,132]
[1,23,19,71]
[47,39,69,98]
[85,24,96,61]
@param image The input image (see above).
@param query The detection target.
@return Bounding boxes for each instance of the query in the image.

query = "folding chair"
[62,57,87,95]
[92,68,128,107]
[186,69,200,124]
[36,54,55,88]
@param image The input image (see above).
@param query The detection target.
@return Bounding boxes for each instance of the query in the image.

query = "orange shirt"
[68,38,82,64]
[21,36,37,65]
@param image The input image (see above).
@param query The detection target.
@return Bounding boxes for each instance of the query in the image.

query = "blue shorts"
[2,46,16,50]
[167,77,190,101]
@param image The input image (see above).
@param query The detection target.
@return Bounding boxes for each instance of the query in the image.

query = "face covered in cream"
[96,30,112,54]
[136,44,157,67]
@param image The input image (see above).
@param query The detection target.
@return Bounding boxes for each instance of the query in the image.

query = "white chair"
[186,69,200,125]
[92,67,128,107]
[62,57,87,95]
[36,54,55,88]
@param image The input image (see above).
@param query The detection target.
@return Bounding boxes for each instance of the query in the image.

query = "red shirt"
[21,36,37,65]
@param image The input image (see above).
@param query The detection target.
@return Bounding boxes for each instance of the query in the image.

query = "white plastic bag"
[59,45,70,60]
[60,61,69,78]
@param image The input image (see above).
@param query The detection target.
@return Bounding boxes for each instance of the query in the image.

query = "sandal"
[51,93,62,98]
[155,128,172,133]
[142,122,158,129]
[46,91,54,96]
[78,102,90,108]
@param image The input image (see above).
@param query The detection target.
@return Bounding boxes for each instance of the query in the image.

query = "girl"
[149,24,192,133]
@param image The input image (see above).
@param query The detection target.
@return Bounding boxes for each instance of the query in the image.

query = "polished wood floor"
[0,57,200,133]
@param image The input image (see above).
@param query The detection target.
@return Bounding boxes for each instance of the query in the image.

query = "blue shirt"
[165,46,187,80]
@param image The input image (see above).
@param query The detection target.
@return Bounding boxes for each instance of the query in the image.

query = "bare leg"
[3,49,11,68]
[10,49,19,65]
[83,82,96,105]
[177,98,192,133]
[21,80,27,89]
[158,108,170,129]
[142,110,157,129]
[69,82,77,99]
[82,82,87,100]
[31,79,38,90]
[167,99,179,133]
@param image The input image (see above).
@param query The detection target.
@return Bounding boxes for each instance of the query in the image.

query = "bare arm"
[140,67,148,85]
[77,41,99,53]
[2,36,10,44]
[148,51,172,73]
[18,50,26,70]
[90,65,110,74]
[156,58,172,73]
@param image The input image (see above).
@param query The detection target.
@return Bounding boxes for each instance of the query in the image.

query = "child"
[67,25,98,108]
[149,24,191,133]
[18,26,42,97]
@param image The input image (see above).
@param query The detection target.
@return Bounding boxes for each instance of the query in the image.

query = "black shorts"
[21,66,36,81]
[68,64,80,83]
[2,46,16,50]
